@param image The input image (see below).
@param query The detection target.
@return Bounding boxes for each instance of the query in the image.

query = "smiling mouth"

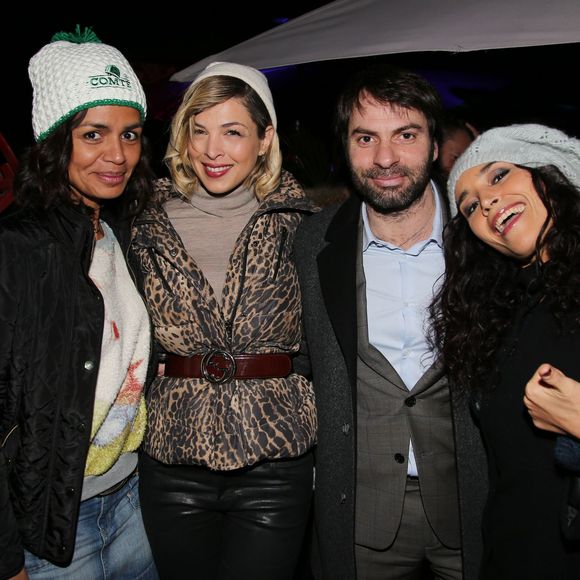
[373,174,403,182]
[98,173,126,185]
[204,164,232,177]
[494,203,525,233]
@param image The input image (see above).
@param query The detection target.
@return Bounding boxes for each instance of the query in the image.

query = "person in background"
[433,124,580,578]
[131,61,317,580]
[0,27,157,580]
[435,113,478,182]
[293,63,485,580]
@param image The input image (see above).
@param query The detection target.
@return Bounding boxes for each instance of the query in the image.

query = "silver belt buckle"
[201,349,236,384]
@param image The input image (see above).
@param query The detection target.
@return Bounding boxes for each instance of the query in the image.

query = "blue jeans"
[24,474,158,580]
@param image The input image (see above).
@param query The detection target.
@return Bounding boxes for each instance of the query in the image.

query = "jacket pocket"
[146,247,173,294]
[271,228,288,281]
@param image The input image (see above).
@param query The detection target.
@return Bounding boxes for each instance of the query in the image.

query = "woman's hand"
[524,364,580,438]
[10,568,29,580]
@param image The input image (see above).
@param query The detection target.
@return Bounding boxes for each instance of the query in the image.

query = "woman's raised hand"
[525,363,580,438]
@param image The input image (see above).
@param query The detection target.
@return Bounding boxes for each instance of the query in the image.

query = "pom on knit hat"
[191,61,277,129]
[29,26,147,142]
[447,124,580,215]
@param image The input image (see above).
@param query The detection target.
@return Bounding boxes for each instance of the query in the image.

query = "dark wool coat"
[478,280,580,579]
[294,194,488,580]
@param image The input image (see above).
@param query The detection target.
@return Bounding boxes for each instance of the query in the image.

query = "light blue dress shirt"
[361,183,445,476]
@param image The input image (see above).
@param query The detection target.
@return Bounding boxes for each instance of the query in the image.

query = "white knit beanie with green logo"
[29,26,147,142]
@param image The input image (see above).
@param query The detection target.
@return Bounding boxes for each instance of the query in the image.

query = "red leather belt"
[165,351,292,383]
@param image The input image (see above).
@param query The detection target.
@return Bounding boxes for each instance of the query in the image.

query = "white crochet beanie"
[29,26,147,142]
[191,61,277,129]
[448,124,580,215]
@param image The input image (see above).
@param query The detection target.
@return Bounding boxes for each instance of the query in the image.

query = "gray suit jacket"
[294,194,487,580]
[355,239,460,550]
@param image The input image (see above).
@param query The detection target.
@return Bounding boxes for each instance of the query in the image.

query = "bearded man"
[294,65,486,580]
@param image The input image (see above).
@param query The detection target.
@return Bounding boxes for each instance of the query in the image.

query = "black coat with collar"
[0,202,135,578]
[294,193,487,580]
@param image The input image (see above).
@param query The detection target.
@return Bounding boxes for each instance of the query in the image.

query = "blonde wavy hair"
[165,75,282,200]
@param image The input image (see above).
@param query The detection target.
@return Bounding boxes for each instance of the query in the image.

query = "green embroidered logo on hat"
[88,65,133,89]
[106,64,121,78]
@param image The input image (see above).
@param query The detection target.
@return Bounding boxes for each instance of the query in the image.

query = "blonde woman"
[132,62,317,580]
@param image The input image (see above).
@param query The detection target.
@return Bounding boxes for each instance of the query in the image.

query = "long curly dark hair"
[430,165,580,394]
[14,110,154,217]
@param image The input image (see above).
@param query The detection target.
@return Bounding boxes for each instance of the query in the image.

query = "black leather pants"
[139,451,314,580]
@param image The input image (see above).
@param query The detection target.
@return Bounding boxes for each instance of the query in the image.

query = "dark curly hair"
[430,165,580,394]
[14,110,154,217]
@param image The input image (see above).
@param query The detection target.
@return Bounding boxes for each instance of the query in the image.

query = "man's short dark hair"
[335,64,443,148]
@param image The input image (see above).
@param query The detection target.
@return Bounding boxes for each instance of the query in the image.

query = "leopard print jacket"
[131,171,317,470]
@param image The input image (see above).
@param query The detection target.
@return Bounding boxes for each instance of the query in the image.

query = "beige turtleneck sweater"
[164,185,258,301]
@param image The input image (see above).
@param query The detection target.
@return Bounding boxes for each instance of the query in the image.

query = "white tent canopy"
[171,0,580,82]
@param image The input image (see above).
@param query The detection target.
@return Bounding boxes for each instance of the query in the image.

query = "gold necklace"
[93,219,103,238]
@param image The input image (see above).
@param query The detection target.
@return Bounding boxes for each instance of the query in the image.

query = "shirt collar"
[361,180,444,254]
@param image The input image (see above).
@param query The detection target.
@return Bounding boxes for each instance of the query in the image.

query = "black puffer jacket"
[0,202,134,578]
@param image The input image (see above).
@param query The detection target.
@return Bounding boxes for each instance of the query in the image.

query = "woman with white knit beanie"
[0,27,157,579]
[432,124,580,578]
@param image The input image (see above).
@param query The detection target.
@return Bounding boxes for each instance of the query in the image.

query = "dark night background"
[2,7,580,190]
[1,8,580,578]
[1,7,331,161]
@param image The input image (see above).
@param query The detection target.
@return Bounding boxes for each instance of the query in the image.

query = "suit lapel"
[412,362,445,394]
[353,181,449,395]
[316,185,448,394]
[356,243,408,391]
[317,195,360,388]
